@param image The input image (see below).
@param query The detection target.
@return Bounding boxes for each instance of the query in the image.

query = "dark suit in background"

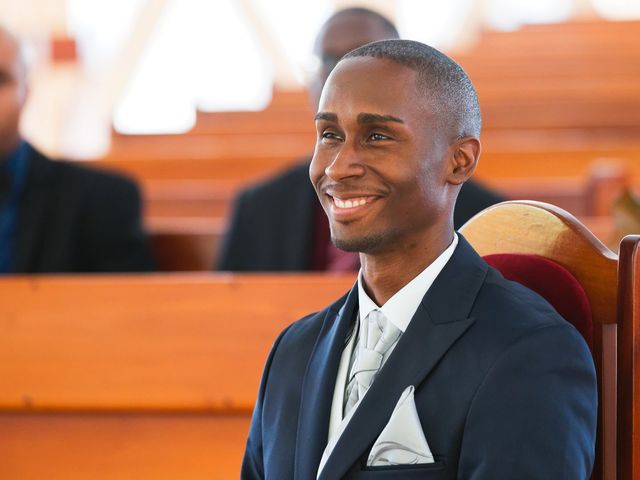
[241,236,597,479]
[10,144,154,273]
[217,160,504,271]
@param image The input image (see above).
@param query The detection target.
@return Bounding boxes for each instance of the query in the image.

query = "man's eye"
[369,132,390,141]
[322,131,342,141]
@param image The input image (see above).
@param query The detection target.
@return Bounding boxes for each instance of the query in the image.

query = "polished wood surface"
[148,218,223,271]
[616,235,640,479]
[0,274,356,479]
[0,413,251,480]
[0,274,355,411]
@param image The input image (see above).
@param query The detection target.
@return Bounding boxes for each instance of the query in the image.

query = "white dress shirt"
[325,234,459,446]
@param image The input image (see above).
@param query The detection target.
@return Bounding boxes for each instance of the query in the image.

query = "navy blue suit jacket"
[242,236,597,479]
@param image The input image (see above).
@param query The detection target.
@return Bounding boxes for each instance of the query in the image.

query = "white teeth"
[334,197,368,209]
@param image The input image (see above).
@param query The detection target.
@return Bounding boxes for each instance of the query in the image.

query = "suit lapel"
[318,236,488,480]
[13,147,50,273]
[294,285,359,480]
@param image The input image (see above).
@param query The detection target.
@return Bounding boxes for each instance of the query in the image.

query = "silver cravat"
[343,309,402,417]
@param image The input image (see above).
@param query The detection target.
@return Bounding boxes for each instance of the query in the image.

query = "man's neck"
[359,228,454,306]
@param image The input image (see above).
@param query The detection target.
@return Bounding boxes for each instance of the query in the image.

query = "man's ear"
[447,136,480,185]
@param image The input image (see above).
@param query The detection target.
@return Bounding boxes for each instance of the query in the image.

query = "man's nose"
[324,141,365,182]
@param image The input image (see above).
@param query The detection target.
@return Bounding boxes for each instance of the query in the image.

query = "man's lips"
[329,195,377,209]
[325,193,380,218]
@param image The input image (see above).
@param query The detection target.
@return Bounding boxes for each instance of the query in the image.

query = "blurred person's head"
[308,8,399,108]
[0,25,27,160]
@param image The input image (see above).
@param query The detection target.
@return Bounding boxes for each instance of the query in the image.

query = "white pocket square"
[367,385,435,466]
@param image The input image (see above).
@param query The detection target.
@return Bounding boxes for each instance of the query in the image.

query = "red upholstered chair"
[483,253,593,349]
[460,200,634,480]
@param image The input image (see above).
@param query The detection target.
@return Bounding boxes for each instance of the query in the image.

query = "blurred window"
[592,0,640,19]
[66,0,589,134]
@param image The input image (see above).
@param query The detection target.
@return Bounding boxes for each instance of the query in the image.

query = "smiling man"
[241,40,597,479]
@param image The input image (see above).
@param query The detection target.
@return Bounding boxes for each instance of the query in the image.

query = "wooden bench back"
[0,274,355,411]
[0,274,355,479]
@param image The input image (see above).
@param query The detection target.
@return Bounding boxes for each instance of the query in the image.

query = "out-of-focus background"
[5,0,640,156]
[4,0,640,271]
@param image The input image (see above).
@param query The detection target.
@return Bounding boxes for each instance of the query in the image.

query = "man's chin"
[332,233,385,254]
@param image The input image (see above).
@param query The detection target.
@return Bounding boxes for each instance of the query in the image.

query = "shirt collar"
[357,233,459,333]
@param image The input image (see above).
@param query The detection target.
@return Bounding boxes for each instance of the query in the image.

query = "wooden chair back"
[617,235,640,479]
[460,200,618,480]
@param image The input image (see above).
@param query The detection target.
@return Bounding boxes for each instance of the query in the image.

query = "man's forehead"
[327,56,417,89]
[318,58,431,121]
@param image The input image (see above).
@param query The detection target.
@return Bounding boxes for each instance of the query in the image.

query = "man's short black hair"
[323,8,399,40]
[343,39,481,138]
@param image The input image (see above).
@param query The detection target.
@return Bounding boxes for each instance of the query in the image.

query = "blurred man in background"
[217,7,503,272]
[0,25,155,273]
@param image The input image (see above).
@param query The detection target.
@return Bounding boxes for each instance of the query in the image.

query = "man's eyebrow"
[313,112,405,124]
[358,113,404,124]
[314,112,337,122]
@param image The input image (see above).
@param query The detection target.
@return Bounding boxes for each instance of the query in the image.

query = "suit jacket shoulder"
[14,145,155,273]
[452,265,596,478]
[217,160,317,271]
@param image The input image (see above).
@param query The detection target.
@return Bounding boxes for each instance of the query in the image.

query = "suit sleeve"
[241,325,292,479]
[81,174,155,272]
[458,324,597,479]
[216,189,253,271]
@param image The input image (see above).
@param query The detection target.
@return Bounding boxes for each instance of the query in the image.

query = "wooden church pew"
[0,274,356,479]
[104,131,315,162]
[148,218,223,271]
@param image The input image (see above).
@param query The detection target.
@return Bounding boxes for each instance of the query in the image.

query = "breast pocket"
[352,459,449,479]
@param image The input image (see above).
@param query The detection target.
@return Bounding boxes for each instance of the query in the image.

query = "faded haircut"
[343,39,481,138]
